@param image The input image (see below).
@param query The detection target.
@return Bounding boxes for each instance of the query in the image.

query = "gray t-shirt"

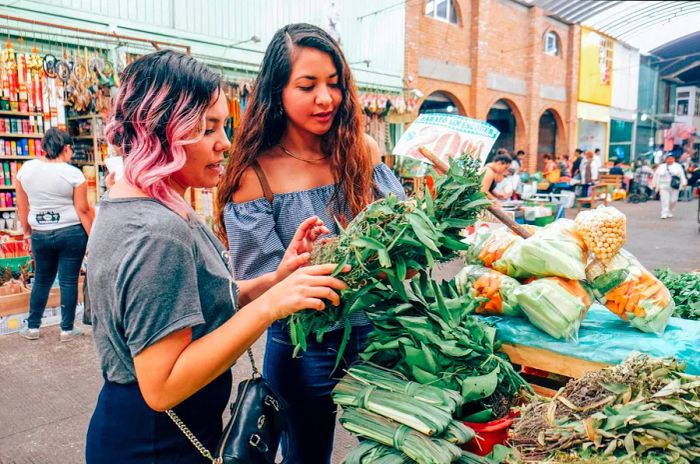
[87,196,235,384]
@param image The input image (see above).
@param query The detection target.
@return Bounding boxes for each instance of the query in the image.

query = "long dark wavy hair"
[214,23,374,246]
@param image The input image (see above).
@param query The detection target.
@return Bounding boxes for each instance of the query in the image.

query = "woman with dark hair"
[480,153,512,201]
[215,23,405,463]
[85,50,347,463]
[16,127,92,342]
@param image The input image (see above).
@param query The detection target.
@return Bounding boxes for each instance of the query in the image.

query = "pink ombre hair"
[107,50,221,216]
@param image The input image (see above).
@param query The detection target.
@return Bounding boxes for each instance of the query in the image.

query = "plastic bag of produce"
[513,277,593,342]
[454,265,523,317]
[466,227,523,271]
[495,219,587,280]
[574,206,626,263]
[587,249,674,334]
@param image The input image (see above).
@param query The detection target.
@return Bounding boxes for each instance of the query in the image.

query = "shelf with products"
[0,133,43,139]
[0,111,43,118]
[0,156,36,161]
[67,114,108,205]
[0,208,17,212]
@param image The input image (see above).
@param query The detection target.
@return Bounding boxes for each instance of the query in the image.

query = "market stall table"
[488,305,700,393]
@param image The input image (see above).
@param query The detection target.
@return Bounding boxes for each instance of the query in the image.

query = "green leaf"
[384,269,409,302]
[352,236,387,252]
[331,254,350,277]
[461,408,493,423]
[396,256,407,281]
[440,235,470,251]
[461,366,500,402]
[464,198,493,209]
[407,213,440,252]
[333,319,352,373]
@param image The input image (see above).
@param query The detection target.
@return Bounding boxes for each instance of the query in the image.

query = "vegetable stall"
[289,116,700,463]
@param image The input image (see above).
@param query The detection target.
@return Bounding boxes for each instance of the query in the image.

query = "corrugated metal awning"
[523,1,700,53]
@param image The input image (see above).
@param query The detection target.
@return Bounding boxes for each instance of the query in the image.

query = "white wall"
[611,41,640,118]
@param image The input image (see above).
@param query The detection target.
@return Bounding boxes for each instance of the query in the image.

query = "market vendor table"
[487,305,700,393]
[500,343,609,379]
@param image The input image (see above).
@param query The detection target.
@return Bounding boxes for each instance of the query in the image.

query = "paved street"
[0,199,698,464]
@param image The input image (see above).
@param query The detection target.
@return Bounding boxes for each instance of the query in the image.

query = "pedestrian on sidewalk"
[653,153,688,219]
[85,50,348,464]
[15,128,93,342]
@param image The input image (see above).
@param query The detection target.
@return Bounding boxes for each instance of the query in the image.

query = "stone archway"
[486,98,526,161]
[537,108,566,170]
[419,90,465,115]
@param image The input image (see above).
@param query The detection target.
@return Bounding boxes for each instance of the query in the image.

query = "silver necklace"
[278,144,329,164]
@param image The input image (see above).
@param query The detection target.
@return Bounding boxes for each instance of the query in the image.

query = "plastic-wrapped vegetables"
[454,265,523,317]
[513,277,593,342]
[574,206,626,263]
[587,249,674,334]
[466,227,523,272]
[496,219,587,280]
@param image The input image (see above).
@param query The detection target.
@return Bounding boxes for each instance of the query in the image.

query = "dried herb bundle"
[510,355,700,463]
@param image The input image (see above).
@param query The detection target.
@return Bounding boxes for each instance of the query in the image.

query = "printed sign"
[392,114,500,176]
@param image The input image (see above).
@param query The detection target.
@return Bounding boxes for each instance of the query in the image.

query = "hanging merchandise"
[1,39,18,112]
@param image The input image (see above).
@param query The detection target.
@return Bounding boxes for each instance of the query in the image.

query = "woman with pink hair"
[85,50,347,463]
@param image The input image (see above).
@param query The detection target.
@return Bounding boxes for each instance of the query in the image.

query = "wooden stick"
[417,146,533,239]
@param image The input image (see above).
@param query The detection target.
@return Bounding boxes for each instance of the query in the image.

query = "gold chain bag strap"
[166,250,288,464]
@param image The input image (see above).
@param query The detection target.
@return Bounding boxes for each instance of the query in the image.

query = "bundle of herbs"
[654,268,700,321]
[510,354,700,463]
[289,154,488,362]
[360,271,531,421]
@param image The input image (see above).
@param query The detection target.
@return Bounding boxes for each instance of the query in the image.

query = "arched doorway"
[537,109,557,170]
[419,91,462,115]
[486,99,516,160]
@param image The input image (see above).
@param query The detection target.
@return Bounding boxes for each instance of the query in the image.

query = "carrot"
[624,293,642,314]
[633,305,646,318]
[491,292,503,314]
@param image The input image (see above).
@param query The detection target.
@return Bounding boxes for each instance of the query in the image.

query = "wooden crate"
[0,277,84,317]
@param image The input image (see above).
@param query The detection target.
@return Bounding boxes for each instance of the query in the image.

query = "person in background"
[653,153,688,219]
[571,148,584,178]
[481,153,512,201]
[557,153,572,179]
[579,150,601,197]
[609,159,624,176]
[15,128,92,342]
[510,149,525,174]
[542,153,560,184]
[594,148,603,166]
[631,160,654,197]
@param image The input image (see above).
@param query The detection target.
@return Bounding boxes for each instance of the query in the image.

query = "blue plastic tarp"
[486,304,700,375]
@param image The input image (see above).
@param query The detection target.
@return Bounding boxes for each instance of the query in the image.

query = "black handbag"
[668,165,682,190]
[167,251,288,464]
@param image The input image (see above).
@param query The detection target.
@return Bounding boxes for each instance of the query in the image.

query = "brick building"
[405,0,580,172]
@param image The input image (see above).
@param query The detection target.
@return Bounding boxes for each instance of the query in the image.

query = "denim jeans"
[28,224,87,330]
[263,321,372,464]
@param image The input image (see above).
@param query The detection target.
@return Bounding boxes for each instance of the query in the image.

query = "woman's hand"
[276,216,330,282]
[260,264,350,321]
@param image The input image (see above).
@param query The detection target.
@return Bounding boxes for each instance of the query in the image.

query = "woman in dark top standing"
[215,23,405,463]
[85,50,348,464]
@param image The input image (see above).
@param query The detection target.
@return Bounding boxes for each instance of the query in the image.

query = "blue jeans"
[264,321,372,464]
[28,224,87,330]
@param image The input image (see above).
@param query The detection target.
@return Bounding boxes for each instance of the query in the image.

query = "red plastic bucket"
[462,413,515,456]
